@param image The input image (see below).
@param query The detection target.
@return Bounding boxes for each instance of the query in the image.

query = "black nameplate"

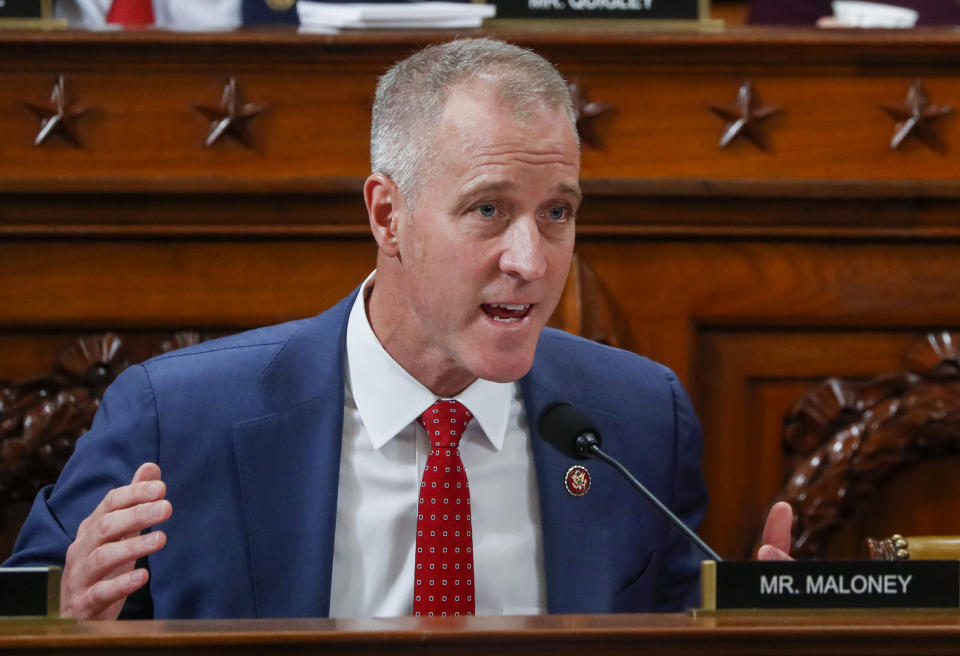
[701,560,960,610]
[491,0,701,20]
[0,0,44,18]
[0,567,61,617]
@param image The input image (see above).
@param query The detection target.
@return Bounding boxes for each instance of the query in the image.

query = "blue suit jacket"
[7,292,708,618]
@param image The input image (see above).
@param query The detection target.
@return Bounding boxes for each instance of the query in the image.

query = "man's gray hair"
[370,38,577,203]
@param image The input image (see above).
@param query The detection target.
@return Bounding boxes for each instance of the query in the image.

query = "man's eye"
[548,206,567,221]
[478,204,497,218]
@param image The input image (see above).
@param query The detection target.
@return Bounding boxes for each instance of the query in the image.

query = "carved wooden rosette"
[0,332,202,503]
[768,332,960,558]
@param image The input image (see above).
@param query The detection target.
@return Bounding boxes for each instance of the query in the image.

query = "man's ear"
[364,173,405,258]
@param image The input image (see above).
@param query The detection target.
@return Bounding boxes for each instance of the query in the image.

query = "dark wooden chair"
[760,332,960,559]
[0,331,204,560]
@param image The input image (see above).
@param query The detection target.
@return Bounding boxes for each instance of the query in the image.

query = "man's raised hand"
[757,501,794,561]
[60,462,171,619]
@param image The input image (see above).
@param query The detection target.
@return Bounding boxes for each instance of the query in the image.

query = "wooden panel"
[3,30,960,194]
[578,74,960,180]
[0,240,376,327]
[577,239,960,333]
[0,70,375,182]
[695,330,960,558]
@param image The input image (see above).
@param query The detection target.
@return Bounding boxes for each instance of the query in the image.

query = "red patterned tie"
[414,400,475,617]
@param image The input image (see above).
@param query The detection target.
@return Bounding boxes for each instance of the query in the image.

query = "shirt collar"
[345,271,513,451]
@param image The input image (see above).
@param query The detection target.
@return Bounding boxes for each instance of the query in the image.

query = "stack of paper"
[830,1,918,27]
[298,2,496,30]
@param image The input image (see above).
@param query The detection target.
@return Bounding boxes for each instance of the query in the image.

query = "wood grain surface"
[2,613,960,655]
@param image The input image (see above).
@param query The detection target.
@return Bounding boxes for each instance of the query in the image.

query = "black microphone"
[538,402,722,562]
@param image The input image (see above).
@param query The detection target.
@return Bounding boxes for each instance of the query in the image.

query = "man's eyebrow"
[459,180,583,201]
[558,183,583,202]
[459,180,514,198]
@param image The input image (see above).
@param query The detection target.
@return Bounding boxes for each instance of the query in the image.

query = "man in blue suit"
[7,38,792,620]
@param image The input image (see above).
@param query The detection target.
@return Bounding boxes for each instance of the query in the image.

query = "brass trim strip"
[0,18,67,29]
[478,0,715,26]
[700,560,717,611]
[484,18,723,31]
[46,567,61,618]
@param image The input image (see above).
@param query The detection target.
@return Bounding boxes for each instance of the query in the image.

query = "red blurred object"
[106,0,155,27]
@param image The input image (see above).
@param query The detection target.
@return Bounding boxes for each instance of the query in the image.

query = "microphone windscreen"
[537,402,600,458]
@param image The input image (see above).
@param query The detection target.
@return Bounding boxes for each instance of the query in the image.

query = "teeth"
[489,303,530,311]
[492,316,522,323]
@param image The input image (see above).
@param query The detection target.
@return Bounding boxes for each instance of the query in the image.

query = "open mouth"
[481,303,533,323]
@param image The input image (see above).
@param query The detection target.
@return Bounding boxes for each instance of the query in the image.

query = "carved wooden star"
[193,77,267,149]
[880,80,953,152]
[568,81,613,150]
[22,76,92,148]
[707,79,781,151]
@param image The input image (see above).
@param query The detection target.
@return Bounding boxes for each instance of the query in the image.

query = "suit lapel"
[522,369,621,614]
[232,292,355,617]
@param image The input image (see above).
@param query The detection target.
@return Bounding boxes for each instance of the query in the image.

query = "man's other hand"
[60,463,171,619]
[757,501,794,561]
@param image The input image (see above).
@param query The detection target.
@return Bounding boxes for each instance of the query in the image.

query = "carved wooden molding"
[707,79,781,151]
[770,332,960,558]
[0,332,202,503]
[193,77,267,149]
[22,75,92,148]
[881,80,952,152]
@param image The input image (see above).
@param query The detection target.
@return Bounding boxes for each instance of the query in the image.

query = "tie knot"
[418,399,473,448]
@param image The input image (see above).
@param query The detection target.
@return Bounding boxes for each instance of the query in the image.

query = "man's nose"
[499,218,547,280]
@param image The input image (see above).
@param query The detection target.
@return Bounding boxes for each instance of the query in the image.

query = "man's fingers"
[760,501,794,555]
[96,479,166,518]
[94,499,172,544]
[77,568,150,620]
[82,531,167,586]
[60,464,170,620]
[91,464,164,518]
[107,463,166,513]
[131,462,162,484]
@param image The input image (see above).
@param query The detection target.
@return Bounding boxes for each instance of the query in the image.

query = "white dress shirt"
[328,273,546,617]
[56,1,241,30]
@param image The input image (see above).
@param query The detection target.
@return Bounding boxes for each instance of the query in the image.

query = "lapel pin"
[564,465,591,497]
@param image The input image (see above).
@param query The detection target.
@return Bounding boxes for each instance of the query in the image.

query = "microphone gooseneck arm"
[586,443,723,562]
